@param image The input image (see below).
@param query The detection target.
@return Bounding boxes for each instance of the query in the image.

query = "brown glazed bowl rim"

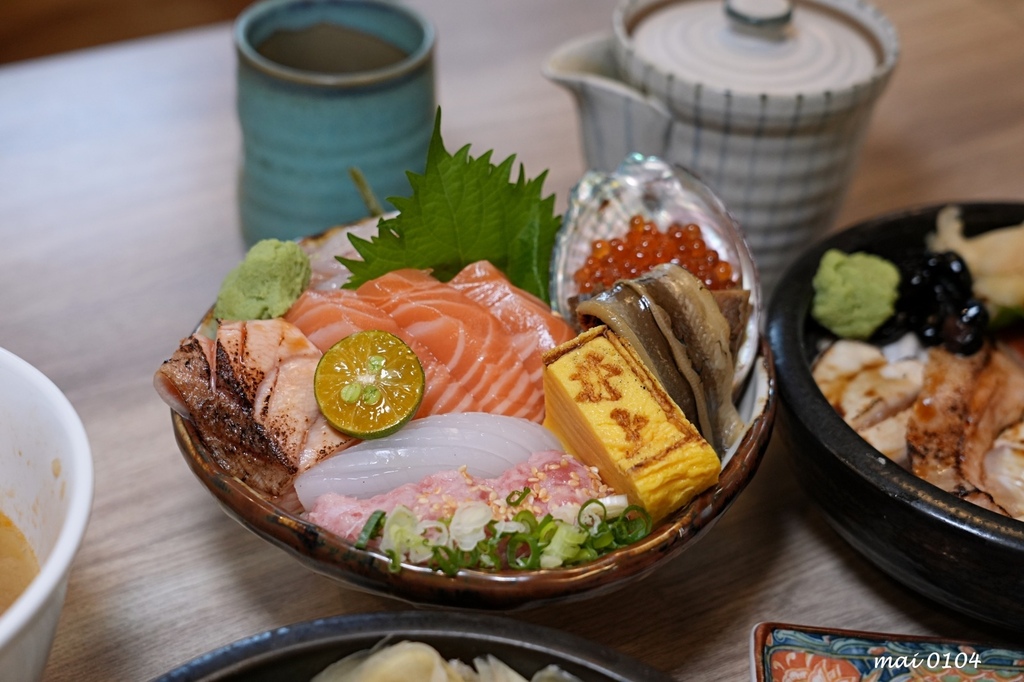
[172,339,775,610]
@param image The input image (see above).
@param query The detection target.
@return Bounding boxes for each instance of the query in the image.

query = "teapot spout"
[543,33,673,172]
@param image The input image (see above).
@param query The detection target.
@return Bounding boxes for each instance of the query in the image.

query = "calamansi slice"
[314,330,424,439]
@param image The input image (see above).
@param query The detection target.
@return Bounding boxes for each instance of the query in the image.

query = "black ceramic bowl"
[767,202,1024,633]
[151,611,673,682]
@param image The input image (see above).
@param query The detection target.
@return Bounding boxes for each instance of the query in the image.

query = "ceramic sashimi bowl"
[173,338,774,609]
[170,184,775,609]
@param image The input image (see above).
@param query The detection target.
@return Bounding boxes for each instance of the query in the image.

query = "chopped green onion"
[506,486,531,506]
[478,541,502,569]
[513,509,539,532]
[354,510,385,549]
[448,501,490,550]
[538,518,560,545]
[540,523,589,569]
[345,496,654,574]
[612,506,652,544]
[507,533,542,570]
[578,499,607,528]
[571,546,598,564]
[432,545,463,576]
[385,549,403,573]
[590,528,615,550]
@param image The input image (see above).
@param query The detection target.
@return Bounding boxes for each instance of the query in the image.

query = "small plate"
[751,622,1024,682]
[152,611,674,682]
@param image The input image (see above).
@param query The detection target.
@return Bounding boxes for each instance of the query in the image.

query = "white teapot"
[544,0,899,292]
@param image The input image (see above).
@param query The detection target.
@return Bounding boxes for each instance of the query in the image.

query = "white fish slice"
[344,412,560,456]
[295,413,563,508]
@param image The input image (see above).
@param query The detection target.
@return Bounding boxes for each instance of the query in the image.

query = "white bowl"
[0,348,93,682]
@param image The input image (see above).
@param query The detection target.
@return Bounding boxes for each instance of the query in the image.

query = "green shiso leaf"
[339,110,562,303]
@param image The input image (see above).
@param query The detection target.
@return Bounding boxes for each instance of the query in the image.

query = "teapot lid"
[618,0,885,96]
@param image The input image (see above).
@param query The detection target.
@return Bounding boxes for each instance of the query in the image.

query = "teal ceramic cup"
[234,0,435,244]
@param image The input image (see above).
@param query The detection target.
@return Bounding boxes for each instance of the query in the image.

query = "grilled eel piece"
[576,264,746,456]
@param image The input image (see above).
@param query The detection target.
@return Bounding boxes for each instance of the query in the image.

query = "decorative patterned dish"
[751,622,1024,682]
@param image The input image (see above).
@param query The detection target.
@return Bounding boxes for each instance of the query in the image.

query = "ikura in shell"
[573,215,737,295]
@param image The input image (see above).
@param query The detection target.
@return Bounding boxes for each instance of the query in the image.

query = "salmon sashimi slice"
[812,339,888,409]
[838,358,924,432]
[156,333,297,495]
[450,260,575,353]
[285,288,398,351]
[859,408,913,467]
[908,345,990,493]
[154,333,215,418]
[284,289,479,417]
[450,260,575,398]
[356,269,545,422]
[985,421,1024,520]
[960,347,1024,493]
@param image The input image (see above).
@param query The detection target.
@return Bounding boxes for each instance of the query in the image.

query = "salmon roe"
[573,214,738,294]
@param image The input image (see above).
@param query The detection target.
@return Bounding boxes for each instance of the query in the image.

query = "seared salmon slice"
[907,344,1024,514]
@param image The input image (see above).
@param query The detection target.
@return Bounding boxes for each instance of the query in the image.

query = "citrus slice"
[314,330,424,439]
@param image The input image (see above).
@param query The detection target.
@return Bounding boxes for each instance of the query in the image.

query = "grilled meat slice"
[907,344,1024,514]
[155,334,297,495]
[154,319,352,496]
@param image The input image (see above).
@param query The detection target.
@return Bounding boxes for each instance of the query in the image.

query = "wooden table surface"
[2,0,1023,679]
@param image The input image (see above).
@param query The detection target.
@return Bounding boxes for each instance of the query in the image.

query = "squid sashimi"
[356,269,544,421]
[450,260,575,386]
[284,289,479,417]
[294,413,563,507]
[345,411,563,453]
[307,450,614,541]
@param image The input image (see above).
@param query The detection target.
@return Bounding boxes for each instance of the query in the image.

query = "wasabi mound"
[214,239,311,321]
[811,249,900,340]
